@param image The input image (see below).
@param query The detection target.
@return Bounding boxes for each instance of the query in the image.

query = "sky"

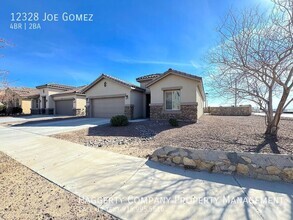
[0,0,276,106]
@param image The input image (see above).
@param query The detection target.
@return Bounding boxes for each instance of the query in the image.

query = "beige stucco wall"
[149,74,197,104]
[130,90,144,119]
[38,88,67,109]
[76,96,86,110]
[196,84,204,118]
[85,78,130,105]
[20,99,32,114]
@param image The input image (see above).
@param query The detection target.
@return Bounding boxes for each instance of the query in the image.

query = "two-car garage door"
[91,97,124,118]
[55,100,73,116]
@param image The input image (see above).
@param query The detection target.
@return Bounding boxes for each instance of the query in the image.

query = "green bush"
[0,105,6,115]
[110,115,129,126]
[12,107,22,114]
[169,118,179,127]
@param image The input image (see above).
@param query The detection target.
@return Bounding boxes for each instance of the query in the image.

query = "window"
[165,90,180,110]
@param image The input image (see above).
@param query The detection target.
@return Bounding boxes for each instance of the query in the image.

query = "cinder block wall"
[209,105,252,116]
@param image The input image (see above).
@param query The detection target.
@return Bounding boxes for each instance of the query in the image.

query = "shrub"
[169,118,179,127]
[0,105,6,115]
[110,115,129,126]
[12,107,22,115]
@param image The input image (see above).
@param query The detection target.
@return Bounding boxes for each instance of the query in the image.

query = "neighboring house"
[4,87,39,114]
[50,86,86,116]
[82,74,145,119]
[82,68,205,121]
[33,84,86,116]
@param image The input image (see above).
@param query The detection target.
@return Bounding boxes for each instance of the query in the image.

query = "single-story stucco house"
[32,83,86,116]
[3,87,39,114]
[81,68,205,122]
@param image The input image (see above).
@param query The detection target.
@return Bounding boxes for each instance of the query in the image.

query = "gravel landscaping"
[0,151,116,220]
[53,115,293,158]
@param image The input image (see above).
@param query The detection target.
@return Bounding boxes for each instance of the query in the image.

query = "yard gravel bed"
[0,151,116,220]
[53,115,293,158]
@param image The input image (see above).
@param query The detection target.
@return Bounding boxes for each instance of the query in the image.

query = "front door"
[42,96,46,109]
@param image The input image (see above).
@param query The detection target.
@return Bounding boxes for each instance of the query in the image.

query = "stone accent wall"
[31,108,54,115]
[31,108,40,114]
[150,104,197,122]
[73,108,85,116]
[150,146,293,183]
[124,105,134,119]
[209,105,252,116]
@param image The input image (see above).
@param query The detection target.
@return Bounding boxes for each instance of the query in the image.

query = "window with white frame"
[165,90,180,110]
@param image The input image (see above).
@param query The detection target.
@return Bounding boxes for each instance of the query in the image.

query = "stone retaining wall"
[209,105,252,116]
[150,146,293,183]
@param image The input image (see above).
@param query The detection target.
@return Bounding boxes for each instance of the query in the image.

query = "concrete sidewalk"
[0,126,292,220]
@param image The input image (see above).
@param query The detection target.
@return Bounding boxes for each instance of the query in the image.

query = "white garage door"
[55,100,73,116]
[91,97,125,118]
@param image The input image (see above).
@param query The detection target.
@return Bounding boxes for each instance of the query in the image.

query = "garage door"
[55,100,73,115]
[91,97,124,118]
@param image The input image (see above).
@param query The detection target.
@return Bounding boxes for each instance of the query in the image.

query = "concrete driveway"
[0,125,292,220]
[0,115,70,124]
[9,117,110,135]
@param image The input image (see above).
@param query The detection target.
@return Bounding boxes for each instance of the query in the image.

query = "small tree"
[208,0,293,153]
[0,38,11,105]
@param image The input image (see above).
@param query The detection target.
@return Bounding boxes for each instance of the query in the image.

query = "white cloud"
[113,58,194,67]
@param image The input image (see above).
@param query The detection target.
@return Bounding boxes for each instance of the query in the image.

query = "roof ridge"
[136,73,162,81]
[164,68,202,79]
[101,73,142,89]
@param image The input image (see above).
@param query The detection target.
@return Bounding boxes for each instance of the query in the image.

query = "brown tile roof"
[10,87,39,98]
[50,85,87,96]
[146,68,202,87]
[136,73,161,81]
[36,83,76,90]
[82,74,145,93]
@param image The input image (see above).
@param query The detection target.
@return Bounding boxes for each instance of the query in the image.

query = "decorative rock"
[172,156,182,164]
[198,161,214,171]
[251,164,257,168]
[151,156,158,162]
[164,158,172,165]
[164,146,176,155]
[179,149,188,157]
[241,156,252,164]
[283,168,293,179]
[170,151,180,156]
[183,157,196,167]
[255,168,266,174]
[223,159,231,165]
[228,165,236,172]
[218,154,228,160]
[236,164,249,175]
[266,166,281,175]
